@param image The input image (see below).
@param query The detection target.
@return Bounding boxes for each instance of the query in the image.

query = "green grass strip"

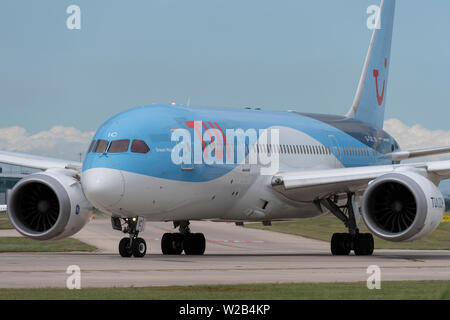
[0,237,96,253]
[0,281,449,300]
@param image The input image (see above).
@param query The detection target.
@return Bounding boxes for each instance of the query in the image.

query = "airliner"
[2,0,450,257]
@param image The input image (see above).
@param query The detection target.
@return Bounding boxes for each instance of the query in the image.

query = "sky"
[0,0,450,163]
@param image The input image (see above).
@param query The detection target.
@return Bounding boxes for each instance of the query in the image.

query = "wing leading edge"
[0,151,81,171]
[271,160,450,202]
[389,146,450,161]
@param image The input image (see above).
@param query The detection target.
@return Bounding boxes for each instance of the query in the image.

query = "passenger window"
[108,139,130,153]
[93,139,109,153]
[131,140,150,154]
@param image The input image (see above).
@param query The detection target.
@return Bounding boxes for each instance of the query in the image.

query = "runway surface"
[0,218,449,288]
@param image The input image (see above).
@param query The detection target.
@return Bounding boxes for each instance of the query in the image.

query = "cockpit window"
[93,139,109,153]
[88,140,96,153]
[131,140,150,154]
[108,139,130,153]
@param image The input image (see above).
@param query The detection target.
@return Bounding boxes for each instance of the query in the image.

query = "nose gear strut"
[112,216,147,258]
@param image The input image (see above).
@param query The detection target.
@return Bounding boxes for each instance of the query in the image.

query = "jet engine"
[361,171,444,242]
[7,168,92,240]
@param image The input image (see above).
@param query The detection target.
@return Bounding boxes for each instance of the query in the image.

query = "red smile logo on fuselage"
[373,58,387,106]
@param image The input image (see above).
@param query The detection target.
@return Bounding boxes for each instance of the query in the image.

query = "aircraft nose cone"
[82,168,125,210]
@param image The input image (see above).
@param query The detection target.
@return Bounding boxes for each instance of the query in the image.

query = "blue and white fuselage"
[81,104,399,222]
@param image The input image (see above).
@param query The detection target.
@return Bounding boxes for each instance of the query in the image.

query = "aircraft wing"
[389,146,450,161]
[271,160,450,202]
[0,151,81,171]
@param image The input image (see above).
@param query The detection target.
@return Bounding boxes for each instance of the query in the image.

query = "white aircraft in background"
[1,0,449,258]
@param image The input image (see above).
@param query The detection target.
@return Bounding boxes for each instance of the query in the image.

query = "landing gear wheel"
[331,233,374,256]
[354,233,374,256]
[119,237,132,257]
[323,192,375,256]
[331,233,351,256]
[183,233,206,255]
[131,237,147,258]
[161,233,183,255]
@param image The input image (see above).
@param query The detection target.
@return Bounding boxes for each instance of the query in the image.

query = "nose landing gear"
[112,216,147,258]
[161,221,206,255]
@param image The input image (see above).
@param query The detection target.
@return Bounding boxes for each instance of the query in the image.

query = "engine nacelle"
[361,171,444,242]
[8,168,92,240]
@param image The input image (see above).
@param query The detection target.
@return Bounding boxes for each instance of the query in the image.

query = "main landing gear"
[161,221,206,255]
[321,193,374,256]
[112,217,147,258]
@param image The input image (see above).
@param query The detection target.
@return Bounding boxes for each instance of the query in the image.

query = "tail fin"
[346,0,396,129]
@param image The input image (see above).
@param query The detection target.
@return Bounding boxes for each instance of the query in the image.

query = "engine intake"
[8,169,91,241]
[13,182,61,233]
[367,181,417,233]
[362,172,444,242]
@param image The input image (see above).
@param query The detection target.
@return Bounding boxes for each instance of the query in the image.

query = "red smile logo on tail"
[373,58,387,106]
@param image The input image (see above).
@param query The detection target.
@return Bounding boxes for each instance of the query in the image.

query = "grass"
[0,216,13,230]
[245,215,450,250]
[0,281,449,300]
[0,237,96,253]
